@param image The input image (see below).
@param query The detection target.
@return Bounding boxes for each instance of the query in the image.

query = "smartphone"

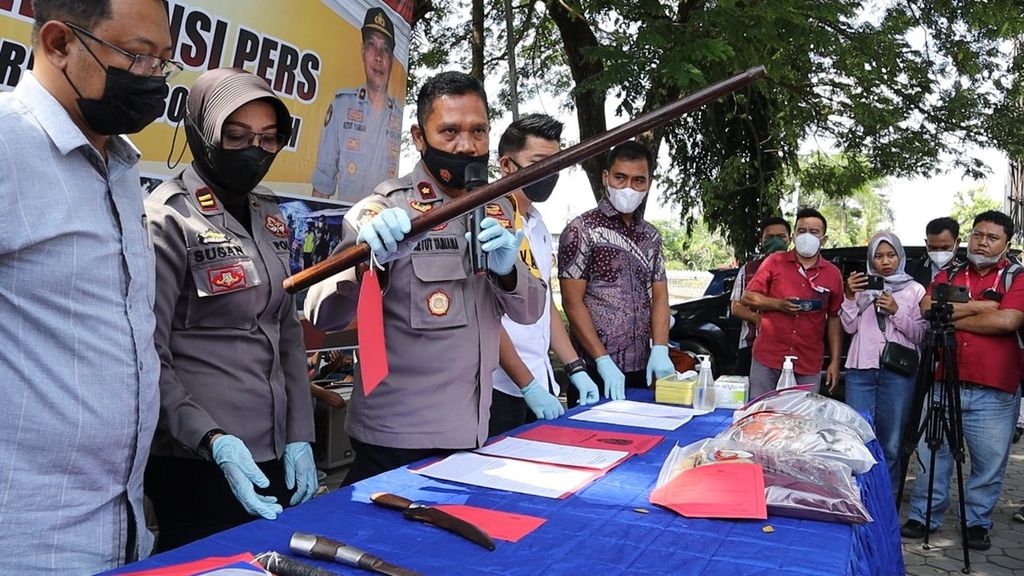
[982,289,1003,302]
[790,298,823,312]
[864,275,885,291]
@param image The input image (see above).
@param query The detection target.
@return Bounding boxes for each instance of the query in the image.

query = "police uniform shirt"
[312,85,403,204]
[304,161,547,449]
[146,166,314,462]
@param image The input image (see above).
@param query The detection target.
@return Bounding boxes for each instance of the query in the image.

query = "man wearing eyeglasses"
[0,1,176,573]
[311,6,403,204]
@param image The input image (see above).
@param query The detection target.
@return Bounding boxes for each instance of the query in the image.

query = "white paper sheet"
[594,400,711,419]
[475,437,629,470]
[411,452,602,499]
[569,409,691,430]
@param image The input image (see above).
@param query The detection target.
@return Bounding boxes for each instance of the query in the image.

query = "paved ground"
[900,437,1024,575]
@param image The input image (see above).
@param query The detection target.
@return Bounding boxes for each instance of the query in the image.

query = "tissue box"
[655,373,697,406]
[713,375,749,409]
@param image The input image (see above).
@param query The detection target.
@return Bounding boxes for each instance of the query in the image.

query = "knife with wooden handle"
[370,492,497,551]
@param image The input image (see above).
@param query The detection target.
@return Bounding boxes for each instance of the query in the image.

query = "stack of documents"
[569,400,710,430]
[412,427,663,499]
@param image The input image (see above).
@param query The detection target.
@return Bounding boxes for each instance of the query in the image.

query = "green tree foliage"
[950,185,1002,235]
[652,219,735,271]
[792,153,894,248]
[407,0,1024,257]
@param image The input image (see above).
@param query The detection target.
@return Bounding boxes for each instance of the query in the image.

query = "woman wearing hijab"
[144,68,316,550]
[841,231,926,489]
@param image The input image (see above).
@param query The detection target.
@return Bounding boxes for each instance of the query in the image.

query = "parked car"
[668,246,940,399]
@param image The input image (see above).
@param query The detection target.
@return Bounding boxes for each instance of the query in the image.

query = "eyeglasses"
[65,21,183,80]
[222,128,287,153]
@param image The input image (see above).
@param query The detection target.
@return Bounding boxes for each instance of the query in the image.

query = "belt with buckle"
[959,381,987,390]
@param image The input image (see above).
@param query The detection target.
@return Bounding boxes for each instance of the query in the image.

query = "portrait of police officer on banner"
[311,6,403,204]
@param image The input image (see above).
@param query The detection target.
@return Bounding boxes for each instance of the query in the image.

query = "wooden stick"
[284,65,766,293]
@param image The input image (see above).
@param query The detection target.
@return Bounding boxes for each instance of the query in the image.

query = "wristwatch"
[199,428,227,455]
[564,358,587,376]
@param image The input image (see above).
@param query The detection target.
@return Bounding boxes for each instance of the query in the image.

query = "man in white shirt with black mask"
[489,113,600,436]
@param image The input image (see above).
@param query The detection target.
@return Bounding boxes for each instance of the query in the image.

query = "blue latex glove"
[569,371,600,406]
[356,207,411,263]
[594,355,626,400]
[521,380,565,420]
[474,216,525,275]
[646,344,676,385]
[283,441,318,506]
[211,435,283,520]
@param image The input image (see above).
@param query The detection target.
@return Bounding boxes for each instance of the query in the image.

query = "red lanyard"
[964,265,1004,299]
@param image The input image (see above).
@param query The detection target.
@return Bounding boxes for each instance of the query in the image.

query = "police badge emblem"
[427,290,450,316]
[264,215,289,238]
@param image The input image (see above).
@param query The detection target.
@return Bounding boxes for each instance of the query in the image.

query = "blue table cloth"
[108,391,903,575]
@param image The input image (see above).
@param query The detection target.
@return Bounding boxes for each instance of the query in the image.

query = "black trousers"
[145,455,295,552]
[342,438,457,486]
[488,388,539,437]
[567,366,648,407]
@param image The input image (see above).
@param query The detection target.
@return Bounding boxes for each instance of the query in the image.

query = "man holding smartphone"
[902,210,1024,550]
[741,207,844,398]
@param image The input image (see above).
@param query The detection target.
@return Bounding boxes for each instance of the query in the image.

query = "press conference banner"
[0,0,411,200]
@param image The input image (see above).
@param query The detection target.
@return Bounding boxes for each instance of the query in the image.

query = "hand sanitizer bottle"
[776,355,798,390]
[693,354,716,411]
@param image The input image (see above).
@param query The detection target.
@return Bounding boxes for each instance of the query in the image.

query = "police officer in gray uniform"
[305,71,546,484]
[144,69,316,550]
[312,6,403,203]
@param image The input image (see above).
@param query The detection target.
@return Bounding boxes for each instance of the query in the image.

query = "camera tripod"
[896,285,971,572]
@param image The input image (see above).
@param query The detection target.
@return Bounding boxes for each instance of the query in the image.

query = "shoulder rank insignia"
[417,181,438,201]
[197,229,230,244]
[324,103,333,127]
[264,215,289,238]
[427,290,450,317]
[358,87,367,101]
[195,187,218,212]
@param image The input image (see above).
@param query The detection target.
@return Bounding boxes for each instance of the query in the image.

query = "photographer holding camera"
[902,210,1024,551]
[841,231,926,494]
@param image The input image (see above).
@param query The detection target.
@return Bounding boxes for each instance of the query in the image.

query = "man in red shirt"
[902,210,1024,551]
[741,208,844,398]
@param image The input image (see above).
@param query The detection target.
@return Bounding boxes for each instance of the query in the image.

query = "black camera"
[931,282,969,304]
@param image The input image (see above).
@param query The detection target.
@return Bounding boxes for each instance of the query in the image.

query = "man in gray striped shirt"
[0,1,175,573]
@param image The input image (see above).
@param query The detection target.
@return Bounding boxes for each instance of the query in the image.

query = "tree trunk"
[471,0,485,82]
[546,1,607,200]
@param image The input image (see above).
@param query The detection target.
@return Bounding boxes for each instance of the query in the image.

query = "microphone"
[465,163,489,276]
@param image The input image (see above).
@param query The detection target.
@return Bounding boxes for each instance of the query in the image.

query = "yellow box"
[654,373,697,406]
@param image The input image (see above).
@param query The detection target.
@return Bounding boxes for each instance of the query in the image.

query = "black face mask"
[64,65,169,136]
[205,146,276,195]
[510,159,559,203]
[421,139,489,189]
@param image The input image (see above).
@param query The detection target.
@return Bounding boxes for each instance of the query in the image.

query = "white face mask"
[794,232,821,258]
[606,185,647,214]
[927,250,955,269]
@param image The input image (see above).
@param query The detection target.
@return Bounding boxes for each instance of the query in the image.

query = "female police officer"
[144,68,316,550]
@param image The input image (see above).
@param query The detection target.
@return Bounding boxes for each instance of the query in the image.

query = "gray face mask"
[967,249,1005,268]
